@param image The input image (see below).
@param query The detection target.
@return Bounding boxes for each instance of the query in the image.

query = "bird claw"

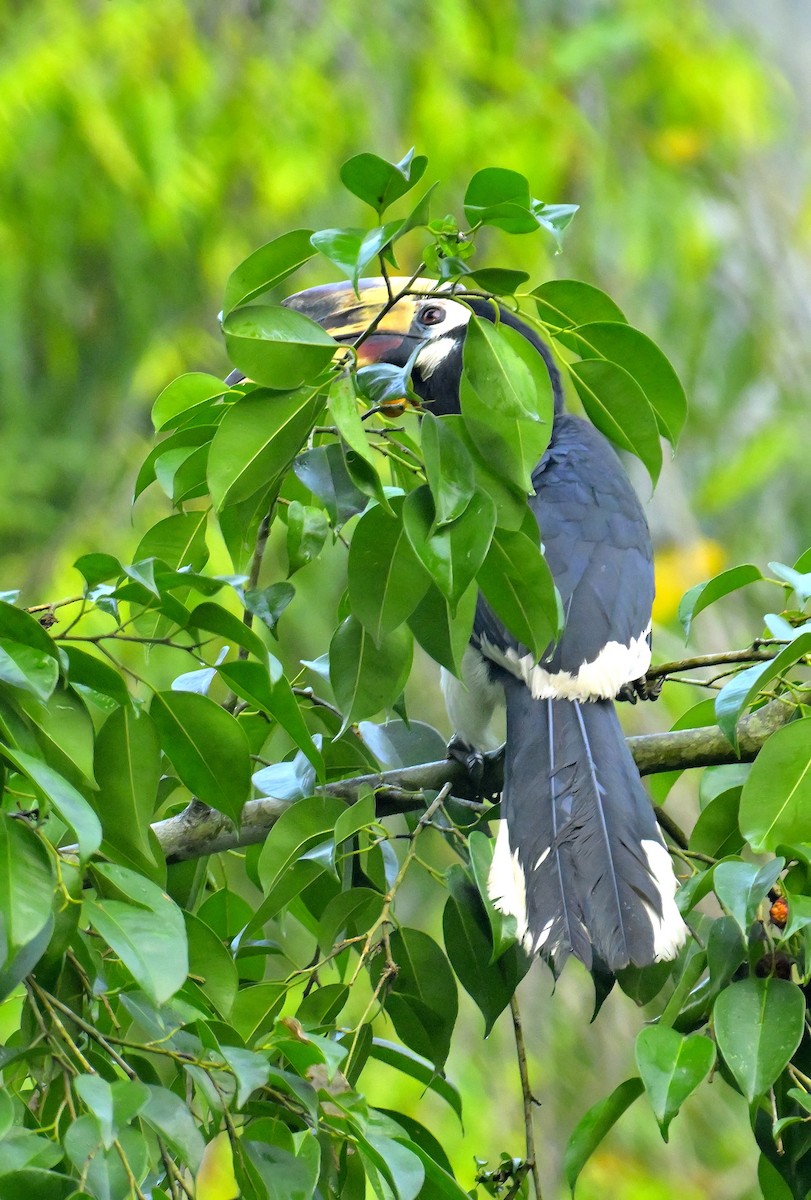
[446,734,485,788]
[617,674,663,704]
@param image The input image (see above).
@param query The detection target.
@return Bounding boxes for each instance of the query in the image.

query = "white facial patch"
[478,623,652,703]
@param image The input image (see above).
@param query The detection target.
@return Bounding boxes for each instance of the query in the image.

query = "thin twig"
[510,993,543,1200]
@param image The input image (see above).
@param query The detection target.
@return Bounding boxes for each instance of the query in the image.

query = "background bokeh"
[2,1,809,1195]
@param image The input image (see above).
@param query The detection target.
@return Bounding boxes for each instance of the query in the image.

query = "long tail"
[488,679,686,971]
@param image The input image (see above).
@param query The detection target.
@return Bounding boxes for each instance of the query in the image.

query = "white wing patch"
[640,838,688,961]
[479,623,652,702]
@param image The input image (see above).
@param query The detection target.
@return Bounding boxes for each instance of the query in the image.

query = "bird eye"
[418,304,445,327]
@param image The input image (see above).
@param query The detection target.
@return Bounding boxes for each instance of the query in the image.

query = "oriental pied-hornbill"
[284,279,687,973]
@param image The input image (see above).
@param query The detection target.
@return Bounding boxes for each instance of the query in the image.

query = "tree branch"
[148,690,807,865]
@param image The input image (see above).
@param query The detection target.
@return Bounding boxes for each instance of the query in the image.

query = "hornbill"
[283,278,687,973]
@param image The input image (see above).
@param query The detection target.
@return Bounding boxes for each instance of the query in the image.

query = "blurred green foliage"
[0,1,805,1196]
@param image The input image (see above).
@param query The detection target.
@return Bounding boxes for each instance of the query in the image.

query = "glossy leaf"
[208,387,323,510]
[564,1077,643,1194]
[739,721,811,852]
[141,1086,205,1171]
[569,358,662,484]
[635,1026,715,1140]
[714,633,811,748]
[218,658,323,774]
[713,978,804,1102]
[403,485,495,609]
[286,501,330,574]
[329,616,412,728]
[348,498,431,642]
[293,443,368,527]
[0,640,59,703]
[420,412,476,527]
[0,601,60,661]
[311,222,404,289]
[85,864,188,1005]
[0,816,55,959]
[678,564,763,639]
[340,149,427,214]
[257,795,346,898]
[151,373,227,431]
[533,279,627,329]
[93,707,162,876]
[443,867,528,1034]
[150,691,251,822]
[223,228,316,315]
[369,1039,463,1123]
[374,928,458,1069]
[689,787,744,859]
[713,859,784,937]
[477,527,561,659]
[3,747,102,861]
[407,580,477,677]
[223,305,336,388]
[563,321,687,444]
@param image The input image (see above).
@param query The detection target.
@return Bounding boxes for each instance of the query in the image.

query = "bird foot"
[617,674,663,704]
[446,734,485,788]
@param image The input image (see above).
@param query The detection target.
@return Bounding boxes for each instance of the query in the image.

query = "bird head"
[281,278,563,415]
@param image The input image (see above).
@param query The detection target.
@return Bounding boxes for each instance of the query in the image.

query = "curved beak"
[283,278,423,368]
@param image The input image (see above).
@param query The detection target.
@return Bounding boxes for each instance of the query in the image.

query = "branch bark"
[151,690,807,865]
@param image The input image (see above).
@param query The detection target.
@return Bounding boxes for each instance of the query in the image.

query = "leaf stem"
[510,992,543,1200]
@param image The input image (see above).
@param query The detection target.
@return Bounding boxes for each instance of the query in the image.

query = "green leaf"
[0,640,59,702]
[2,747,102,861]
[569,358,662,484]
[462,267,530,295]
[715,634,811,749]
[635,1026,715,1140]
[151,373,227,431]
[223,228,316,316]
[328,375,375,464]
[311,222,404,290]
[63,646,131,707]
[443,867,529,1034]
[217,658,323,774]
[739,721,811,852]
[407,580,477,676]
[142,1085,205,1171]
[464,167,538,234]
[678,565,763,639]
[421,412,476,527]
[220,1044,270,1108]
[93,707,162,877]
[0,816,55,960]
[133,511,209,572]
[713,858,783,936]
[185,911,238,1017]
[348,498,431,642]
[242,582,296,633]
[460,318,553,493]
[334,789,378,845]
[293,443,369,527]
[0,602,59,662]
[477,527,561,659]
[770,559,811,604]
[533,280,627,329]
[318,887,384,952]
[689,788,744,859]
[441,415,529,530]
[713,977,805,1102]
[187,600,268,663]
[563,1078,643,1194]
[340,149,427,214]
[375,928,458,1069]
[330,616,412,728]
[403,485,495,609]
[208,387,323,510]
[257,795,346,897]
[0,1171,84,1199]
[369,1039,463,1123]
[286,501,329,574]
[563,322,687,445]
[150,691,251,822]
[223,305,336,389]
[85,863,188,1005]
